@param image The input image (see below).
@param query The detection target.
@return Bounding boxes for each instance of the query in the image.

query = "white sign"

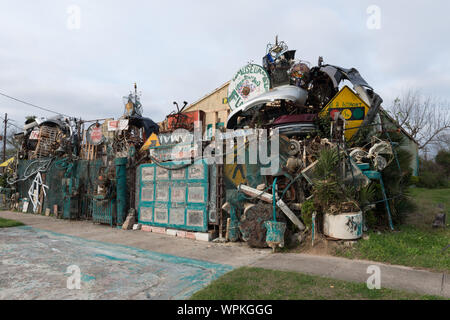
[29,129,40,140]
[227,64,270,111]
[107,119,129,131]
[107,120,119,131]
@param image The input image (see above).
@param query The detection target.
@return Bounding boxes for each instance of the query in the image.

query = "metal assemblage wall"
[15,158,125,226]
[137,159,215,232]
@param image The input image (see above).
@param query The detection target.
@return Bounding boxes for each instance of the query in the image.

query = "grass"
[0,217,24,228]
[407,188,450,226]
[335,226,449,272]
[334,187,450,273]
[190,267,444,300]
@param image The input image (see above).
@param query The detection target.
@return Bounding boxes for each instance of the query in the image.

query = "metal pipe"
[272,177,277,221]
[115,157,128,226]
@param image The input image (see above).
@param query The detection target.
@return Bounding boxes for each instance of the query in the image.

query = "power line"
[0,90,72,118]
[0,116,22,130]
[7,123,22,130]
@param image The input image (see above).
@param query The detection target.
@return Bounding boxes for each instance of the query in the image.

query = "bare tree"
[6,129,20,152]
[436,132,450,150]
[389,89,450,150]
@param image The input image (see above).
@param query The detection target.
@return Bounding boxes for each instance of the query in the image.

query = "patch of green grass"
[335,188,450,272]
[0,217,24,228]
[335,226,450,273]
[407,188,450,227]
[408,188,450,209]
[190,267,443,300]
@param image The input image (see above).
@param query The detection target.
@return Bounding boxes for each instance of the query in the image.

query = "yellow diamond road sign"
[140,133,160,152]
[320,85,370,140]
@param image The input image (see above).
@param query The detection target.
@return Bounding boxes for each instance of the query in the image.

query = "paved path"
[1,211,449,298]
[250,253,449,298]
[0,226,232,299]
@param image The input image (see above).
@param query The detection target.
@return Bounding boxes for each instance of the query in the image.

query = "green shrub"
[301,199,315,228]
[409,176,419,186]
[418,171,447,188]
[417,157,449,188]
[0,174,7,188]
[364,210,378,228]
[435,149,450,177]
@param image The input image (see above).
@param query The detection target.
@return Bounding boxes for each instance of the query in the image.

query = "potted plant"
[311,148,363,240]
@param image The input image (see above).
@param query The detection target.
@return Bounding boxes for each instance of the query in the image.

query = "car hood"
[226,85,308,129]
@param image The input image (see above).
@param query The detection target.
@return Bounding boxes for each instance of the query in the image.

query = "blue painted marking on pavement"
[0,226,233,300]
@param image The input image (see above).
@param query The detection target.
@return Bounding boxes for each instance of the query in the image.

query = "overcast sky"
[0,0,449,128]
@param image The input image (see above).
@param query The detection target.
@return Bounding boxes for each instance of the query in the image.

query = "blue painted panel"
[137,160,209,232]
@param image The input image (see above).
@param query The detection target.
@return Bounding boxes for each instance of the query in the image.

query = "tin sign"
[107,120,119,131]
[87,125,104,145]
[108,119,129,131]
[227,64,270,111]
[320,86,370,140]
[29,129,40,140]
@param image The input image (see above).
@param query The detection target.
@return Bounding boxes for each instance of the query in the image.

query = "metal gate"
[137,159,212,232]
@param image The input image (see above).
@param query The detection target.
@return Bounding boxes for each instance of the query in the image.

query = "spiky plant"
[312,148,350,214]
[374,131,414,226]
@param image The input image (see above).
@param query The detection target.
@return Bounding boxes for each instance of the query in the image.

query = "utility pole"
[423,146,428,161]
[2,113,7,163]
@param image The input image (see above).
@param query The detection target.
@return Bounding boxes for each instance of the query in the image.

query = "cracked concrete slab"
[0,211,269,268]
[1,211,448,299]
[0,226,232,300]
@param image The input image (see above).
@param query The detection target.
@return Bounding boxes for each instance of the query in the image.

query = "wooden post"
[38,173,46,214]
[2,113,6,166]
[225,218,231,241]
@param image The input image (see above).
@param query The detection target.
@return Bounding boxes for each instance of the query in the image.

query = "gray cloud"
[0,0,449,127]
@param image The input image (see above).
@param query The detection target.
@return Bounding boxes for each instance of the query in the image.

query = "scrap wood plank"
[81,129,87,159]
[83,144,87,160]
[238,184,306,231]
[38,187,44,214]
[225,218,231,241]
[38,173,46,214]
[32,130,42,159]
[88,144,93,160]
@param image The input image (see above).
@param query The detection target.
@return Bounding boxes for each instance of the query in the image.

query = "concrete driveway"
[0,226,232,300]
[1,211,448,298]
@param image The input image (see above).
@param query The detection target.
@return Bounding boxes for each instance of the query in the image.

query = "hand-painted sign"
[108,119,129,131]
[29,129,40,140]
[87,124,104,145]
[108,120,119,131]
[227,64,270,111]
[320,85,370,140]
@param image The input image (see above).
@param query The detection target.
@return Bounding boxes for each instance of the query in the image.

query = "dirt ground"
[287,233,349,255]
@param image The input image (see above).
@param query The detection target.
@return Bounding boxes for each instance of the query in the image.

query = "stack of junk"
[3,39,407,248]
